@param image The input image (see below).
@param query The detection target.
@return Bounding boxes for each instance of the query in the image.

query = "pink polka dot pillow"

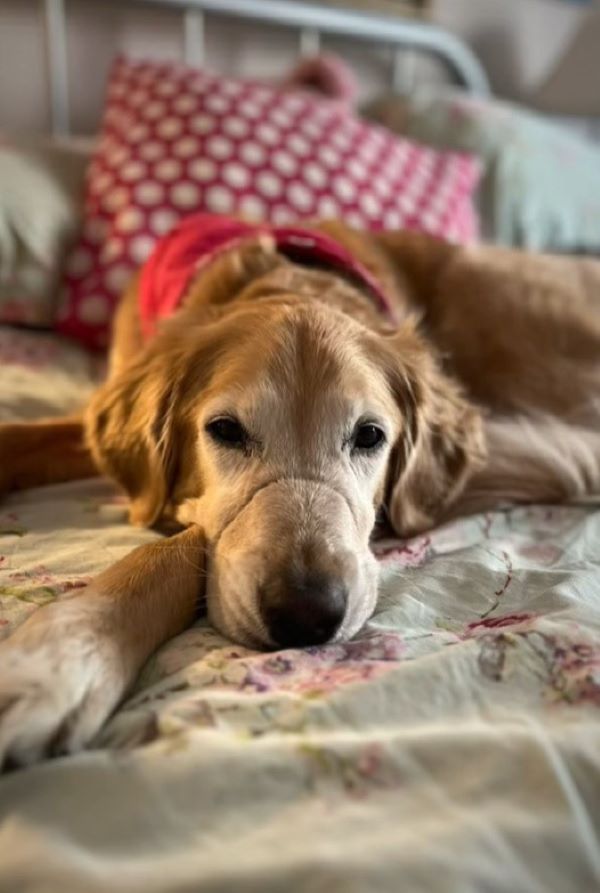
[58,56,481,349]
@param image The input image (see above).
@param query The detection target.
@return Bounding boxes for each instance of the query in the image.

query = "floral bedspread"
[0,327,599,893]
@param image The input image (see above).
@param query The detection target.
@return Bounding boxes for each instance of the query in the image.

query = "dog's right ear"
[85,350,183,527]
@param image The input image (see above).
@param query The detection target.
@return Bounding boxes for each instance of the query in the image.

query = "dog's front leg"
[0,417,99,494]
[0,525,205,769]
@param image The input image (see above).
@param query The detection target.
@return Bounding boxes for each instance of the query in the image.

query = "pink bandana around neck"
[138,212,395,340]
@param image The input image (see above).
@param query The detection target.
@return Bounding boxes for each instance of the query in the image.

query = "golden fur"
[0,222,599,767]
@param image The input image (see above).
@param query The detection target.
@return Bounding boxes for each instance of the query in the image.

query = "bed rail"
[43,0,490,136]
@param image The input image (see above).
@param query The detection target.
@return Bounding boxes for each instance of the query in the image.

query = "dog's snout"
[261,571,347,648]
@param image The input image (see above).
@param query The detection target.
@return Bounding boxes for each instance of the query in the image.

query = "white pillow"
[0,134,90,326]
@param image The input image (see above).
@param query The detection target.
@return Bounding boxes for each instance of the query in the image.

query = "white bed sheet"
[0,327,599,893]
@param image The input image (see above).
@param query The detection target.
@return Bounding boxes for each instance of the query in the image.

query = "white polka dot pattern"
[59,56,481,348]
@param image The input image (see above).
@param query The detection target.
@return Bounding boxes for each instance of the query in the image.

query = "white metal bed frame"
[43,0,490,137]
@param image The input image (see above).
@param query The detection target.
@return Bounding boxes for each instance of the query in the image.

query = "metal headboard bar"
[44,0,70,136]
[183,9,206,66]
[137,0,490,94]
[43,0,490,136]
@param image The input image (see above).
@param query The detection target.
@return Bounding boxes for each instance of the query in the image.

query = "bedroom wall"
[0,0,598,135]
[437,0,600,115]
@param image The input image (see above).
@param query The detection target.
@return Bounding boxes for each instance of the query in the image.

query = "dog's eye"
[352,423,386,452]
[206,417,248,449]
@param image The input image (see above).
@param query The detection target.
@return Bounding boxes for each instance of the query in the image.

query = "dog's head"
[87,290,483,649]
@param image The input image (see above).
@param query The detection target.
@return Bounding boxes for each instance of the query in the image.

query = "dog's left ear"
[86,313,237,527]
[374,325,486,536]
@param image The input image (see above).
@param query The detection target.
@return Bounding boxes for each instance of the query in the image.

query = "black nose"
[260,571,347,648]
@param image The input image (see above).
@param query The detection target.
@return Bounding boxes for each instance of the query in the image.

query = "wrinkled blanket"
[0,326,599,893]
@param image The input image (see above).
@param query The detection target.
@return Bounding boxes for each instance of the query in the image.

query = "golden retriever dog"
[0,214,599,768]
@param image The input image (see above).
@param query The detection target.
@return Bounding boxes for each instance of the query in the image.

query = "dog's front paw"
[0,598,129,769]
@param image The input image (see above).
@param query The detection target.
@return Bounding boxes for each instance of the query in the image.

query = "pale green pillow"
[365,88,600,251]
